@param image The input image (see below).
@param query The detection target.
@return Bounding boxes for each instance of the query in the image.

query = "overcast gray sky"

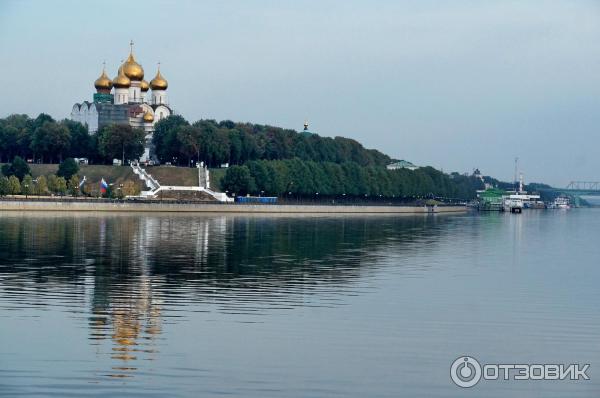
[0,0,598,186]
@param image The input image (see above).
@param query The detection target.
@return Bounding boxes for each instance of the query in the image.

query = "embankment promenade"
[0,198,466,214]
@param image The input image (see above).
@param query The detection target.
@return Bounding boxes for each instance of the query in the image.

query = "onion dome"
[122,52,144,81]
[150,66,168,90]
[143,111,154,123]
[94,67,113,91]
[112,67,131,89]
[140,79,150,92]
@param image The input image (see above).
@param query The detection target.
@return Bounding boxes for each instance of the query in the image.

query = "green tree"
[63,120,93,158]
[32,113,55,130]
[152,115,189,163]
[0,177,9,196]
[8,175,21,195]
[57,158,79,179]
[55,176,67,196]
[67,175,80,197]
[47,174,59,194]
[21,175,34,196]
[176,125,202,165]
[36,175,48,195]
[221,165,255,196]
[1,156,31,180]
[98,124,145,164]
[30,121,71,163]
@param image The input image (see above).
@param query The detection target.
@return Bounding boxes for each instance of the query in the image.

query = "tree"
[98,124,145,164]
[57,158,79,179]
[1,156,31,180]
[176,125,202,165]
[0,177,9,196]
[152,115,189,163]
[21,175,34,196]
[54,177,67,196]
[221,165,255,196]
[30,121,71,163]
[32,113,55,130]
[47,174,59,194]
[8,176,21,195]
[36,175,48,195]
[67,175,80,197]
[63,120,93,158]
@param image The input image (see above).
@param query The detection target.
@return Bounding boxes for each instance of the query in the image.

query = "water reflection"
[2,211,598,397]
[0,212,455,382]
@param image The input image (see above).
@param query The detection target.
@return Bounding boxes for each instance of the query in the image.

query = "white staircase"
[130,161,233,202]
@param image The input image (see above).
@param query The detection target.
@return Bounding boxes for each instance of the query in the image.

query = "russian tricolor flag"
[100,178,108,194]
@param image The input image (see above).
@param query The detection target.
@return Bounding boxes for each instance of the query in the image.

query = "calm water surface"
[0,210,598,397]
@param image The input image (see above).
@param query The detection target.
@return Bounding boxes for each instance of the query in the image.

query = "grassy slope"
[2,163,225,190]
[209,168,226,191]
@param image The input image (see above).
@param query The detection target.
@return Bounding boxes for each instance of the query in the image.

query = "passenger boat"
[551,196,571,209]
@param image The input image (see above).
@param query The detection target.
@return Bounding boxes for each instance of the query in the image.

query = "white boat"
[552,196,571,209]
[503,197,524,213]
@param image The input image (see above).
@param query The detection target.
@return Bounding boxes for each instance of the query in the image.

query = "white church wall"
[80,103,88,127]
[129,82,142,103]
[152,90,167,106]
[114,88,129,105]
[88,103,99,133]
[154,105,170,122]
[71,104,81,123]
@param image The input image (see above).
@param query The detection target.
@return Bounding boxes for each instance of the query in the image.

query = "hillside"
[1,163,225,191]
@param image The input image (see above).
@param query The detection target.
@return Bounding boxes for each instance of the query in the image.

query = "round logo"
[450,356,482,388]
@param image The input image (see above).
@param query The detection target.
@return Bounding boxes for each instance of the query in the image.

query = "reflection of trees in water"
[0,213,454,377]
[0,214,450,287]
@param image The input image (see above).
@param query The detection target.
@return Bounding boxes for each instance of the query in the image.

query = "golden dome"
[94,68,113,91]
[140,79,150,92]
[150,67,168,90]
[113,68,131,89]
[122,52,144,81]
[143,111,154,123]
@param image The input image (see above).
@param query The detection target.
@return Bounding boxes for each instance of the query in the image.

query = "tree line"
[1,113,486,201]
[221,159,483,200]
[0,114,145,164]
[0,156,139,198]
[152,116,392,168]
[0,157,80,197]
[1,113,390,168]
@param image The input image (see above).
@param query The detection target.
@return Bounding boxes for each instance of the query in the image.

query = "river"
[0,210,598,397]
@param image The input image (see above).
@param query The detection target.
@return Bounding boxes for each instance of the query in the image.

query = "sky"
[0,0,598,186]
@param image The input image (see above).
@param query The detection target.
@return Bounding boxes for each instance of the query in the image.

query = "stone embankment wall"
[0,200,466,214]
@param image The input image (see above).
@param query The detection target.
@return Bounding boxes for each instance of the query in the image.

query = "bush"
[68,175,80,197]
[55,177,67,196]
[1,156,31,180]
[221,165,255,196]
[0,177,9,196]
[35,175,48,195]
[57,158,79,180]
[8,176,21,195]
[21,175,34,196]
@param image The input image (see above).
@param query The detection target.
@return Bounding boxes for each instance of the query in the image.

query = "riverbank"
[0,199,466,214]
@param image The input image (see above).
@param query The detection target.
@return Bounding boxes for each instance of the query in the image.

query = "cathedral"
[71,42,171,162]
